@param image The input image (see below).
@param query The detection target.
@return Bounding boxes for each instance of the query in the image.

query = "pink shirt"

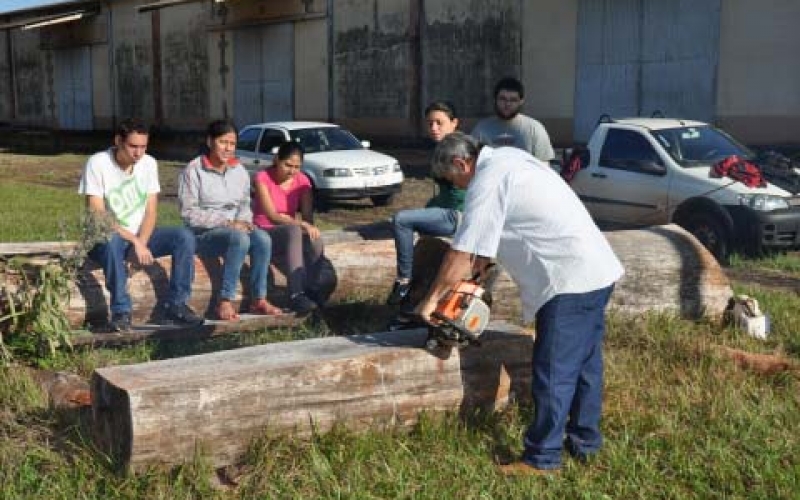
[252,168,312,229]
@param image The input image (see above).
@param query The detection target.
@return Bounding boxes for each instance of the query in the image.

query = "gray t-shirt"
[471,114,555,162]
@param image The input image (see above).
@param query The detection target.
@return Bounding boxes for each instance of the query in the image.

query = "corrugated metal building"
[0,0,798,145]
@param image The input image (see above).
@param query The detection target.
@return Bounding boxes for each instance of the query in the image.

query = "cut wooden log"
[408,223,732,320]
[2,223,732,330]
[91,321,534,472]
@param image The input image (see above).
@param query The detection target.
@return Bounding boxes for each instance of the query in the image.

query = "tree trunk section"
[91,321,534,472]
[2,224,731,329]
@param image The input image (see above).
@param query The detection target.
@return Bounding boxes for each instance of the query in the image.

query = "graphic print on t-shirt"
[106,176,146,228]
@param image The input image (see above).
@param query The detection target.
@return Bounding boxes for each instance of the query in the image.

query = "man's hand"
[415,298,439,325]
[132,241,154,266]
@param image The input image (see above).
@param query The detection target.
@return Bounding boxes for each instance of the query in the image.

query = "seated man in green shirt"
[387,101,464,305]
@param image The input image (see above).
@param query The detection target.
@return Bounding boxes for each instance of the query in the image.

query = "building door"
[53,46,93,130]
[233,23,293,126]
[573,0,721,142]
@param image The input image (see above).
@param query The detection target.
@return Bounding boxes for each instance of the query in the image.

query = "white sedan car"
[236,121,403,207]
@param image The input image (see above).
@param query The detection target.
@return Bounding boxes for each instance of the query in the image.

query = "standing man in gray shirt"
[471,76,555,162]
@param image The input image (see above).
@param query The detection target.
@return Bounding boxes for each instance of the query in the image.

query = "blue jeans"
[392,207,459,280]
[522,284,615,469]
[194,227,272,300]
[88,227,196,315]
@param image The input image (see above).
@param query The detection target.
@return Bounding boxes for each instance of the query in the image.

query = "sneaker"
[161,302,205,327]
[289,293,318,315]
[386,280,411,306]
[108,312,132,333]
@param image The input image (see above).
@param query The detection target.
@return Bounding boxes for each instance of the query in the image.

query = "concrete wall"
[717,0,800,145]
[159,3,209,129]
[0,32,11,121]
[294,17,329,121]
[110,1,154,123]
[522,0,578,146]
[10,27,48,126]
[423,0,521,126]
[333,0,414,136]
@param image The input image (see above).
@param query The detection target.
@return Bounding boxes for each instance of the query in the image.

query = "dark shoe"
[289,293,318,315]
[161,302,205,327]
[108,312,132,333]
[386,280,411,306]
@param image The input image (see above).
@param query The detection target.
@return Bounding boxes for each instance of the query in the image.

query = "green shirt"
[426,178,465,211]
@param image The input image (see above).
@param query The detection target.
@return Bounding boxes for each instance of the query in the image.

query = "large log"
[2,224,731,329]
[91,321,534,472]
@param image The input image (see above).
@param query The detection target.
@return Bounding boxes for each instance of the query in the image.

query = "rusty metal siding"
[233,23,293,126]
[53,46,93,130]
[574,0,720,142]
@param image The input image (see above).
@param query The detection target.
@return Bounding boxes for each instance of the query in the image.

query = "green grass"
[1,308,798,499]
[0,182,182,242]
[729,251,800,276]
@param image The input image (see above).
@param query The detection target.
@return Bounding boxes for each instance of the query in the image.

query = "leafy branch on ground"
[0,211,114,364]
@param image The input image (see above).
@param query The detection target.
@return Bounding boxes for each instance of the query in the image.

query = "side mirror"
[361,140,371,149]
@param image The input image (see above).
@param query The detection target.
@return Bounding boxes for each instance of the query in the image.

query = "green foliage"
[1,212,113,364]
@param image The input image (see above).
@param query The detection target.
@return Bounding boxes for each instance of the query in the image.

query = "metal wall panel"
[53,46,93,130]
[233,23,293,127]
[574,0,720,142]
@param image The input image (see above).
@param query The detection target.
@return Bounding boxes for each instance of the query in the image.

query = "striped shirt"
[452,146,623,321]
[178,155,253,229]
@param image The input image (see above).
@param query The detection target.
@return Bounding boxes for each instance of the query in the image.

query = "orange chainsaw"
[425,264,498,350]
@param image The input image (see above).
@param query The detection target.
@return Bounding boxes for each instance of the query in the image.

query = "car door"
[236,127,263,170]
[572,128,671,227]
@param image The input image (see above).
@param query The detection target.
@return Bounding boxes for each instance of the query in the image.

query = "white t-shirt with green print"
[78,148,161,234]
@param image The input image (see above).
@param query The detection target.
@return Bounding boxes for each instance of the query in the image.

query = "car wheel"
[680,213,730,264]
[370,194,395,207]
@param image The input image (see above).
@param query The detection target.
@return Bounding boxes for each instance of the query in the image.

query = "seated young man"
[79,118,204,332]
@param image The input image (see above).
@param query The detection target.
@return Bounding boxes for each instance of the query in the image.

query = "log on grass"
[91,321,534,472]
[4,223,731,328]
[408,223,732,320]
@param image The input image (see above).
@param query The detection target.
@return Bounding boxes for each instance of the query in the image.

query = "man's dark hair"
[207,119,238,140]
[493,77,525,99]
[115,118,149,140]
[424,100,459,120]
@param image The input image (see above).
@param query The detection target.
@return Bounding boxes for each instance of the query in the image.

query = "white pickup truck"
[568,117,800,261]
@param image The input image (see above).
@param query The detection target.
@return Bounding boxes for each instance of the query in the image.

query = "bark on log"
[3,223,731,329]
[91,321,534,472]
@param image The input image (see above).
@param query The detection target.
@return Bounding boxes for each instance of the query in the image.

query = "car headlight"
[323,168,352,177]
[738,194,790,211]
[392,162,402,173]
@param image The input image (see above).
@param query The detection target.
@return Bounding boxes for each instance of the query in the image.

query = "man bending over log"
[78,119,204,332]
[417,132,623,476]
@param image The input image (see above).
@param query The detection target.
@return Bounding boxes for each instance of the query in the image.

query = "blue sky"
[0,0,83,16]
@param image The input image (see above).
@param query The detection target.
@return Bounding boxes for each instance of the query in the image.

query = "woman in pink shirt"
[253,142,325,314]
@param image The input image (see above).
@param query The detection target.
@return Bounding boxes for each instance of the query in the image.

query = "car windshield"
[650,126,754,167]
[288,127,363,154]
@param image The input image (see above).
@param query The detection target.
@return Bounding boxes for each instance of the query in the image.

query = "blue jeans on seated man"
[522,284,615,470]
[88,227,196,315]
[392,207,459,281]
[193,226,272,301]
